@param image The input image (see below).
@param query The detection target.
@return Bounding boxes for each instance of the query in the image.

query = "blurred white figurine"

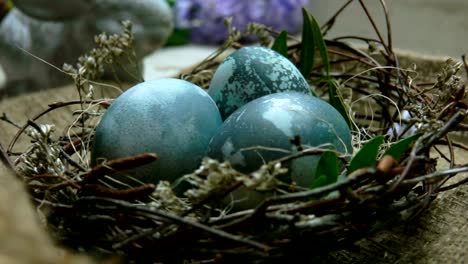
[0,0,174,96]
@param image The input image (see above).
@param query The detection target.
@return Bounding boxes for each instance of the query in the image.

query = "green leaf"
[348,135,385,174]
[384,133,422,160]
[299,8,315,78]
[328,79,355,130]
[165,28,190,46]
[271,31,288,57]
[165,0,176,7]
[312,151,340,189]
[299,9,352,129]
[310,175,328,190]
[309,12,330,77]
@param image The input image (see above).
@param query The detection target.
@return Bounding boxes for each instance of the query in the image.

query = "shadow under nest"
[1,3,468,264]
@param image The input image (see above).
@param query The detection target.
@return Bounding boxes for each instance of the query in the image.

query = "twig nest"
[207,92,353,188]
[91,78,222,185]
[208,46,312,119]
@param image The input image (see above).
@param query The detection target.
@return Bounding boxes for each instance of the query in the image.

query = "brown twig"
[79,197,271,253]
[0,112,22,128]
[436,139,468,151]
[357,0,391,57]
[7,99,110,154]
[378,0,393,54]
[82,153,158,183]
[60,149,88,172]
[0,142,17,174]
[80,183,155,201]
[62,137,84,155]
[436,176,468,193]
[462,54,468,76]
[254,168,376,216]
[388,111,466,192]
[415,111,466,155]
[400,166,468,186]
[320,0,354,36]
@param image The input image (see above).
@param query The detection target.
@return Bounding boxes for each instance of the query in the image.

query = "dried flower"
[18,124,66,176]
[175,0,308,44]
[183,157,285,205]
[183,158,242,204]
[388,59,464,138]
[62,20,135,97]
[150,181,191,214]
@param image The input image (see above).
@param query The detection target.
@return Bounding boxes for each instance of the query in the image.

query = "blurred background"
[145,0,468,80]
[0,0,467,93]
[167,0,467,57]
[308,0,467,58]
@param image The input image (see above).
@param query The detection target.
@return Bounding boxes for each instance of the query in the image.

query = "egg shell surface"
[91,78,223,185]
[208,46,312,120]
[206,92,352,188]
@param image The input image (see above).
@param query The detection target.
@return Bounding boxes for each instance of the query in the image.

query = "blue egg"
[208,46,312,119]
[91,78,223,185]
[207,92,352,189]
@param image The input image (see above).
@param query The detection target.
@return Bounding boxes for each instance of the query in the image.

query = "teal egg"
[206,92,352,210]
[208,46,312,120]
[91,78,223,185]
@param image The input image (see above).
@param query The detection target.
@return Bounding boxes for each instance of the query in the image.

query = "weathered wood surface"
[316,152,467,264]
[0,52,466,263]
[0,84,123,152]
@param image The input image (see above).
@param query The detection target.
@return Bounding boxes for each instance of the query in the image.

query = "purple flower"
[175,0,308,44]
[387,110,418,137]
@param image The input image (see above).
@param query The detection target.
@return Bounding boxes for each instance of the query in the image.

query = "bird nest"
[1,5,467,263]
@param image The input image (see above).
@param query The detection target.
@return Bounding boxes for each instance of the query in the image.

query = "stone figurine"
[0,0,174,96]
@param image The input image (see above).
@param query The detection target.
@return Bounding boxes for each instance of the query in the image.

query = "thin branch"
[321,0,355,36]
[357,0,391,56]
[378,0,393,53]
[79,197,271,252]
[400,166,468,186]
[436,176,468,193]
[415,111,466,154]
[0,142,17,175]
[0,112,22,128]
[389,111,466,192]
[7,99,110,153]
[462,54,468,77]
[83,153,158,183]
[259,167,375,209]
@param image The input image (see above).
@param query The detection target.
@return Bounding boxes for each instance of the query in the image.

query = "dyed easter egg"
[206,92,352,209]
[91,78,222,185]
[208,46,311,119]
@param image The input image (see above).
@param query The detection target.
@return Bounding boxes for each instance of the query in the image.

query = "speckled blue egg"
[207,92,352,189]
[208,46,312,120]
[91,78,223,185]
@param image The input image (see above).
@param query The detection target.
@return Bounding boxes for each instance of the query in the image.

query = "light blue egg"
[207,92,352,188]
[91,78,223,185]
[208,46,312,120]
[206,92,352,210]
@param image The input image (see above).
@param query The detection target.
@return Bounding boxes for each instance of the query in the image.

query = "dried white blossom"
[238,162,287,191]
[18,124,65,176]
[183,158,242,204]
[432,58,463,104]
[149,181,190,215]
[183,158,287,204]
